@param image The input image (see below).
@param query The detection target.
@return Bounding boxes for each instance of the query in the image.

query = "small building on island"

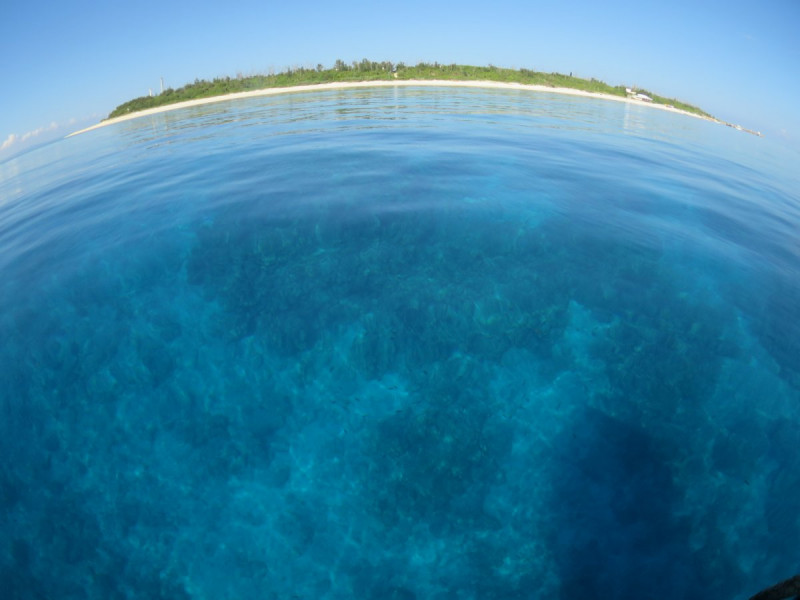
[625,87,653,102]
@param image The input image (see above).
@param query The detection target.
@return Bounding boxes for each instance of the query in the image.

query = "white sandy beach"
[67,80,717,137]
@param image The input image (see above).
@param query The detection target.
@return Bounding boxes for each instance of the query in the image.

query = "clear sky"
[2,0,799,158]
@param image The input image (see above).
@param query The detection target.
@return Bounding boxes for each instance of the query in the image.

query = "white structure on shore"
[626,87,652,102]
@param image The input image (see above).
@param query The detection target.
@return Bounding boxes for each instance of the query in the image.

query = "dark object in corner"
[749,575,800,600]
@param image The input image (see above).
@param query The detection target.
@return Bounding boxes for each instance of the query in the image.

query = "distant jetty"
[69,61,758,137]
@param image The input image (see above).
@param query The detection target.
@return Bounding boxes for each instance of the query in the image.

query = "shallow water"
[1,87,799,599]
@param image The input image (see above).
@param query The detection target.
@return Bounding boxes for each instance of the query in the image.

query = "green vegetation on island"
[107,60,713,120]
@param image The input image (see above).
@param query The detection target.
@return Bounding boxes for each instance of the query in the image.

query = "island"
[68,61,761,137]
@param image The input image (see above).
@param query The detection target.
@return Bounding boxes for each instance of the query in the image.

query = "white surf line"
[67,79,716,138]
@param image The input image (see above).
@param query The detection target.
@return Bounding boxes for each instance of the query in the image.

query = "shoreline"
[67,79,718,137]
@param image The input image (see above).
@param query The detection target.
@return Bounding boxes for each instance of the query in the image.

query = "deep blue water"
[1,87,799,599]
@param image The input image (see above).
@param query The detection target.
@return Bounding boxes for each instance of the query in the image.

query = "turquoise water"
[1,87,798,599]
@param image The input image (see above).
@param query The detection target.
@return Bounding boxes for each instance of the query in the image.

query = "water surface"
[1,87,799,599]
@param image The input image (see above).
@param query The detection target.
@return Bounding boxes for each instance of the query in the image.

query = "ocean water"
[1,86,799,600]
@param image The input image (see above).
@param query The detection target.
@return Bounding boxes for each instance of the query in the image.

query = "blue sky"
[2,0,799,158]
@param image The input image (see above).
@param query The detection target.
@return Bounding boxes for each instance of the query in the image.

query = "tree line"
[106,60,711,120]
